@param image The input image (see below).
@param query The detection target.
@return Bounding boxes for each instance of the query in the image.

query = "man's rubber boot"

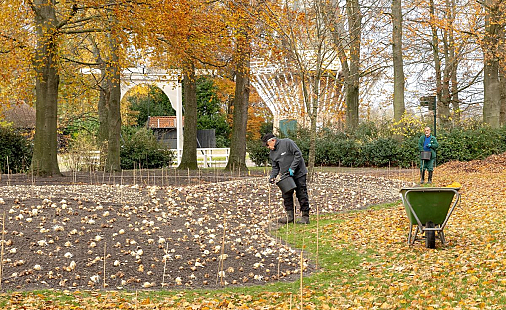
[428,171,433,184]
[420,170,425,184]
[296,211,310,225]
[277,210,294,224]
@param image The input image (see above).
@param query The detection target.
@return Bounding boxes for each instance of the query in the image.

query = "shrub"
[120,127,175,169]
[398,137,420,168]
[64,131,100,171]
[318,137,360,167]
[348,121,379,142]
[361,137,401,167]
[246,140,270,167]
[0,127,32,173]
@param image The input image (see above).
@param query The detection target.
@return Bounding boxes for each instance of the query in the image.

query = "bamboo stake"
[135,290,138,310]
[316,190,322,270]
[216,215,227,286]
[268,184,272,232]
[139,163,143,185]
[162,242,169,287]
[187,168,190,186]
[120,170,124,203]
[103,242,107,288]
[300,249,303,310]
[0,212,5,290]
[6,156,10,186]
[277,234,281,279]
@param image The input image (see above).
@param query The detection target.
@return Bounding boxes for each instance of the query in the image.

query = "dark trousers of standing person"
[282,174,310,212]
[420,158,435,183]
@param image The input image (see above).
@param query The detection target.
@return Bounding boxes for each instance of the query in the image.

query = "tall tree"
[226,3,252,172]
[446,0,461,125]
[30,1,75,176]
[104,27,122,172]
[392,0,405,121]
[138,0,232,170]
[500,26,506,126]
[258,0,340,177]
[15,1,134,176]
[327,0,362,130]
[481,0,504,128]
[179,60,199,170]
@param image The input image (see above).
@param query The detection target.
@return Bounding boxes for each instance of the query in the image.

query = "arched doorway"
[120,68,183,163]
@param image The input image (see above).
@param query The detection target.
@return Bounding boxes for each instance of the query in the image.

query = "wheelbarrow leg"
[439,230,447,245]
[408,224,413,245]
[408,224,419,245]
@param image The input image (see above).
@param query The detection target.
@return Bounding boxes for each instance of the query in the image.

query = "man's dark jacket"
[269,138,307,179]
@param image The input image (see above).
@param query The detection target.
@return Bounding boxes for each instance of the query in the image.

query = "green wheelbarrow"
[400,187,461,248]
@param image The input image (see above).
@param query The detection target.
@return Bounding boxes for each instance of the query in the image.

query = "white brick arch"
[120,68,184,154]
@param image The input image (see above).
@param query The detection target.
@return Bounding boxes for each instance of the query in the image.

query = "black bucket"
[420,151,431,160]
[276,175,296,194]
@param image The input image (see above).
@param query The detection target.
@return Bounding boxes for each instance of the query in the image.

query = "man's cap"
[261,132,276,144]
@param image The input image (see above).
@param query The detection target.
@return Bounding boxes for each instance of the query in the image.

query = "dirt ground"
[0,168,410,291]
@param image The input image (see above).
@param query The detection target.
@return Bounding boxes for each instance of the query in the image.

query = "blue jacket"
[269,138,307,179]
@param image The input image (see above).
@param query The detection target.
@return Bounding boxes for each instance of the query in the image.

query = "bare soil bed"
[0,169,409,291]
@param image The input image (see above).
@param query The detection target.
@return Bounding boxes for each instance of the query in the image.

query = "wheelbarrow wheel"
[425,221,436,249]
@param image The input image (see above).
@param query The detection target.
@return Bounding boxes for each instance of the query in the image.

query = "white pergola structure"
[120,67,184,159]
[250,58,344,132]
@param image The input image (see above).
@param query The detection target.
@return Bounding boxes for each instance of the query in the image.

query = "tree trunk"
[441,43,452,128]
[482,0,502,128]
[429,0,443,130]
[392,0,405,122]
[225,30,250,172]
[178,60,198,170]
[345,0,361,130]
[91,36,109,166]
[483,60,501,128]
[106,30,122,172]
[438,0,455,128]
[307,78,318,181]
[500,67,506,126]
[448,0,460,125]
[97,62,109,166]
[326,0,361,130]
[31,1,61,177]
[500,44,506,126]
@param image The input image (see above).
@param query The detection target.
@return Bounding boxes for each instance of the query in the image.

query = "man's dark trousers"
[282,175,309,212]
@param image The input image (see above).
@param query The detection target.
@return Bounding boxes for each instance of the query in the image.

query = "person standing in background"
[418,126,439,184]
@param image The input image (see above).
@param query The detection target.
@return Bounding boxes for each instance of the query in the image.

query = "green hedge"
[247,123,506,168]
[437,126,506,163]
[0,127,33,173]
